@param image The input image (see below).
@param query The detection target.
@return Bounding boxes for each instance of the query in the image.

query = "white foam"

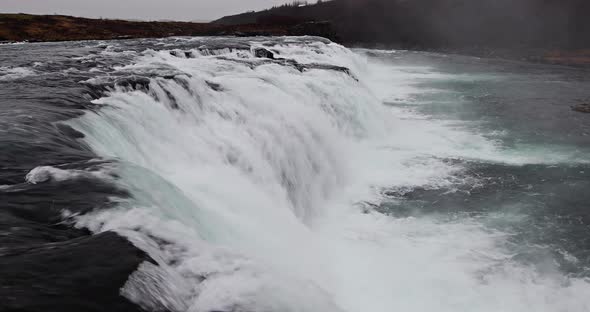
[0,66,35,81]
[25,165,112,184]
[0,41,27,45]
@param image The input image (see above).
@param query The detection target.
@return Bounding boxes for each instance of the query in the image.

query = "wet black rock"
[206,81,223,91]
[254,47,275,59]
[169,50,196,58]
[115,76,152,90]
[572,103,590,113]
[0,230,151,312]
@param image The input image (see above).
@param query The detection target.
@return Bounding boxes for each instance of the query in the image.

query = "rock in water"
[0,231,152,312]
[573,103,590,113]
[254,47,275,59]
[56,123,85,139]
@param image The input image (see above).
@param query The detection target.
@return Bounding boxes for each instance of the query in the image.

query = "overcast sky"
[0,0,295,22]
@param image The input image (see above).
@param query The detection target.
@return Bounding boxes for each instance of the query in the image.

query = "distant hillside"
[0,14,296,42]
[215,0,590,49]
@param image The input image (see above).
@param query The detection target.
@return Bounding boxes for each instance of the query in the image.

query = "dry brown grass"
[0,13,291,42]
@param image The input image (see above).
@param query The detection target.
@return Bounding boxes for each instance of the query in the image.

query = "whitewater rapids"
[41,37,589,312]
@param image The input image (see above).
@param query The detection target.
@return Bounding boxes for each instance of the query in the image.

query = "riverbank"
[0,13,304,43]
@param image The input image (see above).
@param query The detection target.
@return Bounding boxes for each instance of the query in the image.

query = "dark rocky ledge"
[572,103,590,113]
[0,175,149,312]
[0,228,152,312]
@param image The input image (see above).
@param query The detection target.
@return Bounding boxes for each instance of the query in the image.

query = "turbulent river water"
[1,37,590,312]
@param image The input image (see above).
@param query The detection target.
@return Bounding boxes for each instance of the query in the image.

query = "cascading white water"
[62,38,589,312]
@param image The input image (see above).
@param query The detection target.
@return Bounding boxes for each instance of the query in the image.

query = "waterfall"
[58,37,590,312]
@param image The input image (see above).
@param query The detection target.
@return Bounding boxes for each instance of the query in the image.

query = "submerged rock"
[56,123,85,139]
[169,50,196,58]
[572,103,590,113]
[206,80,223,91]
[0,230,152,312]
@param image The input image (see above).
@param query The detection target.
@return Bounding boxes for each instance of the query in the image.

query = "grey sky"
[0,0,295,22]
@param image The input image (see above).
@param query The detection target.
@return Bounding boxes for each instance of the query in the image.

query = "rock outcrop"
[254,47,275,59]
[573,103,590,113]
